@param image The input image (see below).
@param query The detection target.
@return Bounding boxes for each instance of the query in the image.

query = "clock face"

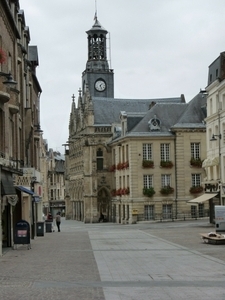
[95,80,106,92]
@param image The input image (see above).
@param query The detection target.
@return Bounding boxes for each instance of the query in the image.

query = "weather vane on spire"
[94,0,98,21]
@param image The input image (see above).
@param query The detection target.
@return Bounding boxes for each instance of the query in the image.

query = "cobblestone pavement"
[1,218,225,300]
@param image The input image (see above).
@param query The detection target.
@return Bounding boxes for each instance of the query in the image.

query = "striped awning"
[187,193,218,204]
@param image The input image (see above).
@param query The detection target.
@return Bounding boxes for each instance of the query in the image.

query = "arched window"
[96,148,103,170]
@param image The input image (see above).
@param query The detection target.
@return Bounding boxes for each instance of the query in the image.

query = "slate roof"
[28,46,39,65]
[128,103,188,137]
[55,160,65,173]
[172,93,206,129]
[110,92,206,140]
[92,96,183,125]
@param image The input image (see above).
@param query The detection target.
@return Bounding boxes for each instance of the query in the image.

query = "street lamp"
[210,133,223,205]
[34,123,43,133]
[0,71,17,87]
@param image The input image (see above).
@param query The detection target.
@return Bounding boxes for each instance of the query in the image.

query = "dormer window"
[148,115,161,131]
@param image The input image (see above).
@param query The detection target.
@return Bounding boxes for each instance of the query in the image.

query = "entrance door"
[97,188,111,221]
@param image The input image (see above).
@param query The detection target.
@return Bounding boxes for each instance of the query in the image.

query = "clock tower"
[82,18,114,98]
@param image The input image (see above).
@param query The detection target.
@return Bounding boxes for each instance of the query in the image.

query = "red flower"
[0,49,6,64]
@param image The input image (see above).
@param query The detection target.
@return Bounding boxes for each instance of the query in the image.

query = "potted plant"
[111,189,116,196]
[143,187,155,197]
[125,187,130,195]
[0,48,6,64]
[189,186,203,194]
[160,160,173,168]
[160,185,174,195]
[116,188,122,196]
[142,160,154,168]
[190,158,202,168]
[123,161,129,169]
[117,163,123,170]
[109,164,116,172]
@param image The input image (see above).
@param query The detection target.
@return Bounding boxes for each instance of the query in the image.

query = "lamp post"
[31,176,37,239]
[0,72,17,87]
[210,133,223,205]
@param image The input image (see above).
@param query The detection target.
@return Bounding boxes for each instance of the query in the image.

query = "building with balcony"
[201,51,225,222]
[0,0,43,255]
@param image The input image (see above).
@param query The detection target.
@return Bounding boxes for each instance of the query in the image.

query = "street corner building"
[64,16,221,224]
[0,1,43,255]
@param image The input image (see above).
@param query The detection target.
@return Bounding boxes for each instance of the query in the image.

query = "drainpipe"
[174,136,178,219]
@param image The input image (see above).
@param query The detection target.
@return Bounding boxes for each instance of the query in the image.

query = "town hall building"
[64,17,208,223]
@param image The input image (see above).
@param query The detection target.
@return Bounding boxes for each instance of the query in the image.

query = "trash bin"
[45,221,53,233]
[36,221,44,236]
[14,220,31,249]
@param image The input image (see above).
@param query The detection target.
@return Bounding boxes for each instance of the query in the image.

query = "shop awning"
[1,171,16,195]
[187,193,218,204]
[16,186,35,195]
[16,186,40,202]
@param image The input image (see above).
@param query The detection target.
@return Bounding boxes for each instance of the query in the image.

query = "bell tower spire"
[82,13,114,98]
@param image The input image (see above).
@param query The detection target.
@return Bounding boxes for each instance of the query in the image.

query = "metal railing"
[137,209,209,222]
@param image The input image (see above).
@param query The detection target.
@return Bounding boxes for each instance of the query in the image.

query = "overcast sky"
[19,0,225,153]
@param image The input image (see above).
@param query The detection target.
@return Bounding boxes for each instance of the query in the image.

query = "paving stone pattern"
[1,219,225,300]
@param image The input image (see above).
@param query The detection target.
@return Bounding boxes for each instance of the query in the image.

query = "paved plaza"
[0,218,225,300]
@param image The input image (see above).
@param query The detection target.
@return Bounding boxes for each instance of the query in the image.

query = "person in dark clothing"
[99,213,104,223]
[47,212,53,221]
[55,212,61,232]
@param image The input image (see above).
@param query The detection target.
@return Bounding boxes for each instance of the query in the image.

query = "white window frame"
[191,174,201,186]
[143,144,152,160]
[191,143,200,159]
[143,175,153,188]
[144,205,154,220]
[161,174,171,187]
[160,143,170,161]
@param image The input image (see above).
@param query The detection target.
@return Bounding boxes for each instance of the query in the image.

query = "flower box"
[189,186,203,194]
[142,160,154,168]
[0,48,6,64]
[116,188,122,196]
[109,164,116,172]
[160,160,173,168]
[143,187,155,197]
[117,161,129,170]
[125,187,130,195]
[123,161,129,169]
[117,163,123,170]
[111,189,116,196]
[190,158,202,168]
[160,186,174,195]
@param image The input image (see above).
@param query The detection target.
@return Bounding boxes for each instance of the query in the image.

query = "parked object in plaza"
[45,221,53,233]
[200,232,225,244]
[215,205,225,233]
[45,212,54,233]
[36,221,44,236]
[14,220,31,250]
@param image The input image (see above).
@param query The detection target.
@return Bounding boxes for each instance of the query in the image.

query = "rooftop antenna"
[94,0,97,20]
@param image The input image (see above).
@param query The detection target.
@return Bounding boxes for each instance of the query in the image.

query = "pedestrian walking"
[55,212,61,232]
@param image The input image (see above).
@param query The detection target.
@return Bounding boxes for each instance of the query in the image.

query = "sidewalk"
[0,219,225,300]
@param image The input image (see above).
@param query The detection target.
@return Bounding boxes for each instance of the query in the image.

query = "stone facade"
[47,149,65,217]
[204,51,225,217]
[65,18,209,223]
[0,1,42,255]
